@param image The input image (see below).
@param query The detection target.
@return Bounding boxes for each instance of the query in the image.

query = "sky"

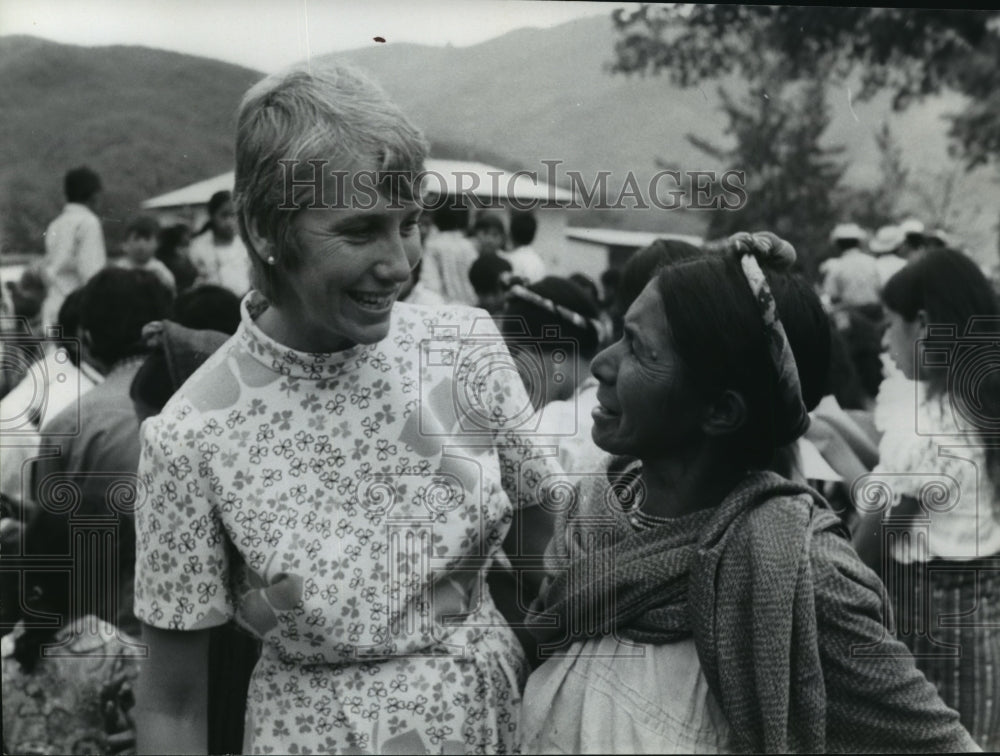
[0,0,620,72]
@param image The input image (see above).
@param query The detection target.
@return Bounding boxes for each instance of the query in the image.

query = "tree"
[610,5,1000,168]
[835,121,910,231]
[685,70,845,278]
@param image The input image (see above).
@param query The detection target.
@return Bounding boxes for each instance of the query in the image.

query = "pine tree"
[685,72,846,279]
[835,121,910,231]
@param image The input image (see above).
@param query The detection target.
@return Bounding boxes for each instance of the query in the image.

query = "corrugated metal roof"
[142,159,573,210]
[564,226,703,248]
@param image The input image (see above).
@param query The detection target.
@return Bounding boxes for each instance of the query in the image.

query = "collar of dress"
[236,290,377,380]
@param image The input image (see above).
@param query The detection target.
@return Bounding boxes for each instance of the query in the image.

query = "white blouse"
[871,358,1000,562]
[519,635,732,754]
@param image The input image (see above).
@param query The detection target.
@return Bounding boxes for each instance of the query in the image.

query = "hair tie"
[726,232,810,443]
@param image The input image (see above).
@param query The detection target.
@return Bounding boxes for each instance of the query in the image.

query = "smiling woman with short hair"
[132,62,562,755]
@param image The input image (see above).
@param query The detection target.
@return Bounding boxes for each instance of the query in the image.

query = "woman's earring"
[267,255,276,266]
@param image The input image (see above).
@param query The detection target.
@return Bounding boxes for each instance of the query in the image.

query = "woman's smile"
[346,289,398,313]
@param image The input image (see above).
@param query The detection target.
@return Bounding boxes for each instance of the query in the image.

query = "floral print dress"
[133,294,562,754]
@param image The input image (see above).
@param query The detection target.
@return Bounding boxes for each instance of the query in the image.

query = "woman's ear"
[243,214,274,265]
[702,389,747,437]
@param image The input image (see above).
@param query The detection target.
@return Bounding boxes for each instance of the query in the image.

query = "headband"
[506,284,610,346]
[726,231,810,444]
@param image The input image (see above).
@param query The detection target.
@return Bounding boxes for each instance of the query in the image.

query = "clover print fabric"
[134,294,561,754]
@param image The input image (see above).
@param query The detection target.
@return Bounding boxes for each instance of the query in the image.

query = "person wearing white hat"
[820,222,881,310]
[869,224,907,289]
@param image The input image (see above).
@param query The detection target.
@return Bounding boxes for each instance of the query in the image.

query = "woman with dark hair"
[519,233,976,753]
[189,190,251,296]
[615,238,702,314]
[855,247,1000,749]
[607,238,703,342]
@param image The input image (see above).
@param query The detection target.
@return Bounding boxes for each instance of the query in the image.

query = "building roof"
[142,159,573,210]
[564,226,703,249]
[142,172,236,210]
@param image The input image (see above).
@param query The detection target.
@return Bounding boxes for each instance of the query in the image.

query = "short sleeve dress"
[133,294,560,754]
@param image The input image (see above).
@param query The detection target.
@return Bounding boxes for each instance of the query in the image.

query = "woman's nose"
[590,341,619,384]
[375,235,414,283]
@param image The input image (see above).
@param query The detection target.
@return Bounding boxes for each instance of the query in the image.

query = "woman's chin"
[590,417,624,455]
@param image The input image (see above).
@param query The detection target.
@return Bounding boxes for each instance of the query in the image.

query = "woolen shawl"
[528,470,977,753]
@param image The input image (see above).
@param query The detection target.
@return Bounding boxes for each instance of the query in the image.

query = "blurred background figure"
[899,217,926,259]
[171,284,241,335]
[156,223,198,293]
[855,247,1000,749]
[468,253,513,317]
[115,215,175,294]
[41,167,106,327]
[399,260,445,307]
[1,513,142,756]
[925,228,953,252]
[820,222,881,315]
[599,268,622,340]
[0,288,101,437]
[0,269,50,403]
[869,224,907,289]
[499,275,605,471]
[567,272,599,306]
[3,268,46,337]
[418,203,477,305]
[398,210,445,306]
[491,274,606,668]
[569,272,612,342]
[30,267,174,638]
[189,190,250,297]
[472,212,507,257]
[0,289,105,534]
[502,210,546,283]
[821,222,886,406]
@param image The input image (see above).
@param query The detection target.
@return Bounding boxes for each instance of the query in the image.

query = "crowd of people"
[1,60,999,754]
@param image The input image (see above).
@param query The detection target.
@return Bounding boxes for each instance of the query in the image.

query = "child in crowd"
[472,212,507,257]
[116,215,176,294]
[418,204,478,305]
[501,211,546,283]
[469,252,514,316]
[189,190,251,297]
[155,224,198,293]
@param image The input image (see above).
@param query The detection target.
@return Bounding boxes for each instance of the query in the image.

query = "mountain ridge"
[2,15,995,259]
